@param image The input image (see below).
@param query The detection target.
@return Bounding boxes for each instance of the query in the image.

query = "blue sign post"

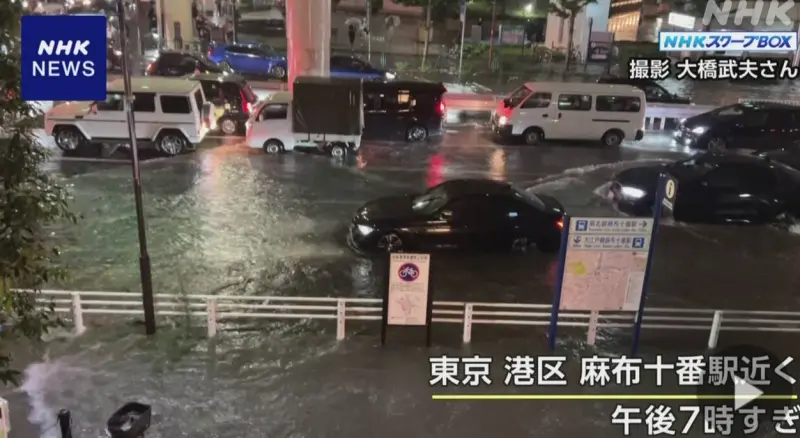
[630,173,672,356]
[21,15,107,101]
[548,173,674,353]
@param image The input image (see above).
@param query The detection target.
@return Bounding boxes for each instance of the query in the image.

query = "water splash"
[21,361,63,438]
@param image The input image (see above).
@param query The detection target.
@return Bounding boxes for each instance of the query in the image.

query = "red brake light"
[240,91,250,115]
[146,63,155,74]
[438,101,445,115]
[556,218,564,230]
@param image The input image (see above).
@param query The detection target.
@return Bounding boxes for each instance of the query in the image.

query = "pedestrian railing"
[20,290,800,349]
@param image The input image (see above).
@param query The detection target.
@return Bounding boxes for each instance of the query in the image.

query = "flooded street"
[6,127,800,437]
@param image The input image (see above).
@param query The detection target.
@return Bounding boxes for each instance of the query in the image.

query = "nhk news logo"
[429,353,798,435]
[21,15,107,101]
[659,31,797,53]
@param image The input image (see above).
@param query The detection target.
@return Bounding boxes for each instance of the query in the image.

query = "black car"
[190,73,258,135]
[146,50,233,77]
[348,179,565,253]
[674,102,800,151]
[597,77,690,104]
[363,80,446,142]
[610,152,800,224]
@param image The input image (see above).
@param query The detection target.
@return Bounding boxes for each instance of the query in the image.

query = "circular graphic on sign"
[665,179,676,200]
[695,343,796,435]
[397,263,419,282]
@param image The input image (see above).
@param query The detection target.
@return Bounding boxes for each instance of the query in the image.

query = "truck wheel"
[329,143,347,158]
[405,125,427,142]
[156,130,187,156]
[263,140,284,154]
[219,117,238,136]
[53,126,85,152]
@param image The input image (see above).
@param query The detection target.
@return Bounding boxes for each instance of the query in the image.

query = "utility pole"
[488,0,497,68]
[365,0,371,61]
[117,0,157,336]
[231,0,239,43]
[421,0,431,67]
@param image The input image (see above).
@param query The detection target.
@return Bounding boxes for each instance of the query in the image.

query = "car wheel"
[329,143,347,158]
[511,237,529,252]
[707,137,726,152]
[405,125,428,142]
[53,126,85,152]
[601,129,624,147]
[156,130,187,156]
[523,127,543,145]
[219,118,238,136]
[376,232,403,252]
[263,139,284,154]
[537,234,561,253]
[270,65,286,79]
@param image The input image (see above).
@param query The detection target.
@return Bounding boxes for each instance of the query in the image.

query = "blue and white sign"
[559,217,654,312]
[21,15,108,101]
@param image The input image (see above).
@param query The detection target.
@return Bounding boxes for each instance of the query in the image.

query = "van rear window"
[596,95,641,112]
[194,90,204,111]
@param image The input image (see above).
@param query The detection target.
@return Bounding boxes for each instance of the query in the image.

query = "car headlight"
[114,50,122,56]
[384,72,396,80]
[691,126,706,135]
[620,186,646,199]
[498,115,508,126]
[356,224,374,235]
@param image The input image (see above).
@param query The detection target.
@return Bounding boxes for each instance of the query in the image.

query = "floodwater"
[4,127,800,437]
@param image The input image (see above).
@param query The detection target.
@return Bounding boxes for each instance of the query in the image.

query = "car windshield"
[709,104,746,118]
[412,186,448,213]
[512,187,546,209]
[506,85,532,107]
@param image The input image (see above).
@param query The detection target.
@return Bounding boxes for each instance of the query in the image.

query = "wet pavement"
[7,127,800,437]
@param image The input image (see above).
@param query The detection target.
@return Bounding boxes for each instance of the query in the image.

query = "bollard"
[57,409,73,438]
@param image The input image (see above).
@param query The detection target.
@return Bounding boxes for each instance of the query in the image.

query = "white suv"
[44,77,215,156]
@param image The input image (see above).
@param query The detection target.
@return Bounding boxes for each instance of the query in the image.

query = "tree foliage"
[549,0,596,70]
[0,1,77,384]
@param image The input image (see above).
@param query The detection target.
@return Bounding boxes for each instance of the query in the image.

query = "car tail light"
[240,91,251,115]
[438,101,445,116]
[555,218,564,230]
[146,63,155,74]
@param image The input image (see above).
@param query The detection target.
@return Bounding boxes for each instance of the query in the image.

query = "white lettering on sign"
[32,60,95,77]
[37,40,91,56]
[702,0,795,27]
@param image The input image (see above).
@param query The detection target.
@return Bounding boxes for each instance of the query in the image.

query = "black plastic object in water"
[106,402,152,438]
[57,409,73,438]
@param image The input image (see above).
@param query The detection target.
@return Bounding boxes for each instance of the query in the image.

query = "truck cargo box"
[292,77,363,136]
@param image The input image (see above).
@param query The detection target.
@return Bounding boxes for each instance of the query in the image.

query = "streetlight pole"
[117,0,157,336]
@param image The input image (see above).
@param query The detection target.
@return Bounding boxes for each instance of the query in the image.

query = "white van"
[492,82,645,147]
[45,77,215,156]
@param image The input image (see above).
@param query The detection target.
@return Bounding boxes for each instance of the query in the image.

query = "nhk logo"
[33,40,95,77]
[702,0,796,27]
[21,15,107,101]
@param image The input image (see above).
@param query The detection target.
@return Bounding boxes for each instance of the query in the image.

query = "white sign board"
[560,217,653,311]
[668,12,696,29]
[387,253,431,326]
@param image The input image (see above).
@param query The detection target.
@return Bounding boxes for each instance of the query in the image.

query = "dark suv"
[675,102,800,151]
[597,77,691,104]
[146,50,233,77]
[190,73,259,136]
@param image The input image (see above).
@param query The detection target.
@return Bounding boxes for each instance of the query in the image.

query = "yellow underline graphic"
[432,394,799,401]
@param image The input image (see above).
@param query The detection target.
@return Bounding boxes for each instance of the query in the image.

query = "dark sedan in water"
[673,102,800,151]
[348,179,565,253]
[610,152,800,224]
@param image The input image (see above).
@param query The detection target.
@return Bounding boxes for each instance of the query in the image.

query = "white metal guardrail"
[22,289,800,349]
